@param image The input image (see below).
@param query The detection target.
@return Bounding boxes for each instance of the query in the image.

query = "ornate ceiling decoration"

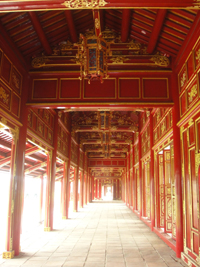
[72,111,139,159]
[62,0,108,9]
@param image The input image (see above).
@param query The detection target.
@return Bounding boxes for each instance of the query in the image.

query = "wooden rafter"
[25,161,47,174]
[0,146,41,169]
[28,12,52,55]
[147,9,167,54]
[64,10,78,43]
[100,9,105,32]
[0,21,27,68]
[121,9,131,42]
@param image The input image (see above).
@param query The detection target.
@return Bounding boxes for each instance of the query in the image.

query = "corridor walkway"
[0,201,187,267]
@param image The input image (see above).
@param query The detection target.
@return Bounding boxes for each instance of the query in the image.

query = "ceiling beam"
[64,10,78,43]
[28,12,52,55]
[0,139,11,150]
[93,10,101,37]
[25,162,47,174]
[0,1,198,12]
[121,10,132,42]
[147,9,167,54]
[99,10,105,33]
[0,146,41,169]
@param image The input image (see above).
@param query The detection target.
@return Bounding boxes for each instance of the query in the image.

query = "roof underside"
[0,8,198,70]
[0,4,198,177]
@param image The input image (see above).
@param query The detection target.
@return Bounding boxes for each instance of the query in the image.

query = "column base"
[73,210,77,212]
[2,251,15,259]
[62,216,67,219]
[44,227,51,232]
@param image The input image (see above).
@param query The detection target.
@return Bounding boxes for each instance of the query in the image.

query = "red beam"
[25,162,47,174]
[93,10,101,37]
[0,146,41,168]
[0,1,198,12]
[64,10,78,43]
[121,10,131,42]
[28,12,52,55]
[100,10,105,32]
[147,9,167,54]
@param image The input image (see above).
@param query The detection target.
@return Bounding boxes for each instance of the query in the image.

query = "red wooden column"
[138,131,142,219]
[66,132,71,218]
[87,171,90,203]
[83,174,86,206]
[150,112,155,231]
[81,152,85,207]
[122,173,125,202]
[79,171,83,208]
[73,146,80,212]
[126,169,129,205]
[91,175,94,201]
[62,161,69,219]
[84,153,88,205]
[128,151,131,206]
[99,180,102,199]
[171,72,183,258]
[49,112,58,230]
[73,167,77,212]
[44,112,58,231]
[60,179,63,214]
[7,73,29,257]
[3,135,17,258]
[44,153,51,231]
[132,145,136,210]
[39,175,44,222]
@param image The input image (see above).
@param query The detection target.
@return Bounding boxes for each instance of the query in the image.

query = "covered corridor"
[0,201,186,267]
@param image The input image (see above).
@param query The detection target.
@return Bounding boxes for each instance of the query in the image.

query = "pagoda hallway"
[0,201,187,267]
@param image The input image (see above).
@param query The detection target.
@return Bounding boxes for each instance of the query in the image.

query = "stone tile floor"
[0,201,187,267]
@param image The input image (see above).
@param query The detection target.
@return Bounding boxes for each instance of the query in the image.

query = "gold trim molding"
[62,0,108,9]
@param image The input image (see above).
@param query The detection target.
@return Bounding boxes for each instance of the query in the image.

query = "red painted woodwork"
[175,11,200,70]
[138,127,142,219]
[29,12,52,55]
[10,70,29,257]
[0,0,197,13]
[40,175,44,222]
[61,161,67,219]
[171,73,183,258]
[64,11,78,43]
[121,10,131,43]
[0,21,27,68]
[147,10,167,54]
[0,2,200,266]
[6,139,16,253]
[150,113,155,231]
[28,73,172,107]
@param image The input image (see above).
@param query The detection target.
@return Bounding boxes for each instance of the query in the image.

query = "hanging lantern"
[75,34,109,84]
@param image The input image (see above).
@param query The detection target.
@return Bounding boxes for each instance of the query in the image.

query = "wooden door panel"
[164,150,172,233]
[136,168,140,211]
[182,122,200,263]
[171,144,176,239]
[159,154,164,228]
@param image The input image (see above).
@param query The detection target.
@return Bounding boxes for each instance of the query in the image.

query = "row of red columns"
[3,108,91,258]
[123,105,183,258]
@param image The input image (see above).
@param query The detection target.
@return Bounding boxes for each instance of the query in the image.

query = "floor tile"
[0,201,187,267]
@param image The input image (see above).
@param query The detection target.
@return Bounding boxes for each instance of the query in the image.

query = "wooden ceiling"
[0,8,199,70]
